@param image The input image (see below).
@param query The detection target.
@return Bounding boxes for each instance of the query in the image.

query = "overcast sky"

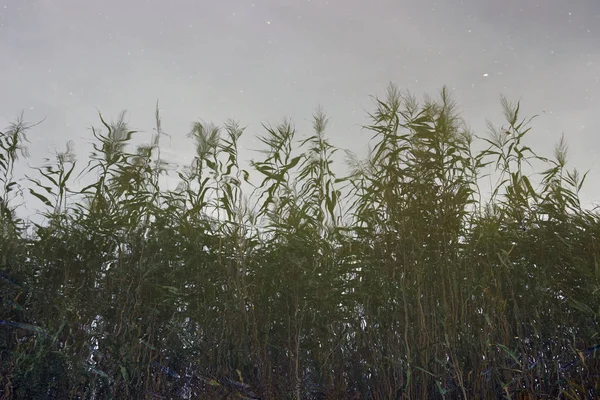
[1,0,599,211]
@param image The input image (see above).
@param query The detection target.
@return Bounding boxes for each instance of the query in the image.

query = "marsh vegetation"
[1,85,599,399]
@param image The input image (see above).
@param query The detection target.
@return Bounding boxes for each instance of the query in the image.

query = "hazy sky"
[1,0,599,209]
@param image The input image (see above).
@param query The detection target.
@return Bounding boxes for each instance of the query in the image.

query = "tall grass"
[1,84,599,399]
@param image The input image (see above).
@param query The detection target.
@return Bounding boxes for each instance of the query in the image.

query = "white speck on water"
[266,21,271,24]
[483,73,488,77]
[468,29,472,33]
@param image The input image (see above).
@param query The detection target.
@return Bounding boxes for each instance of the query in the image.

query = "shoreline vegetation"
[1,84,599,399]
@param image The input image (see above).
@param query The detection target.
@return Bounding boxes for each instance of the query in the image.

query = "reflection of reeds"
[0,320,51,339]
[0,87,599,399]
[151,361,180,379]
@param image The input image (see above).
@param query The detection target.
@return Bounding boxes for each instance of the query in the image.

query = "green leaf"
[6,181,17,192]
[120,365,128,381]
[28,189,53,207]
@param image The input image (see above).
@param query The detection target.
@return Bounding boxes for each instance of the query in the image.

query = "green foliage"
[1,85,599,399]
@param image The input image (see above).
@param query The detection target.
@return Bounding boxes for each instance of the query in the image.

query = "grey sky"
[1,0,599,210]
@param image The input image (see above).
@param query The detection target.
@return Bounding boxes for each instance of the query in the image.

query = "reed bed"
[1,85,599,399]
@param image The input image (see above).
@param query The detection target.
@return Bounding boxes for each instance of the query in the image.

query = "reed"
[1,85,598,399]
